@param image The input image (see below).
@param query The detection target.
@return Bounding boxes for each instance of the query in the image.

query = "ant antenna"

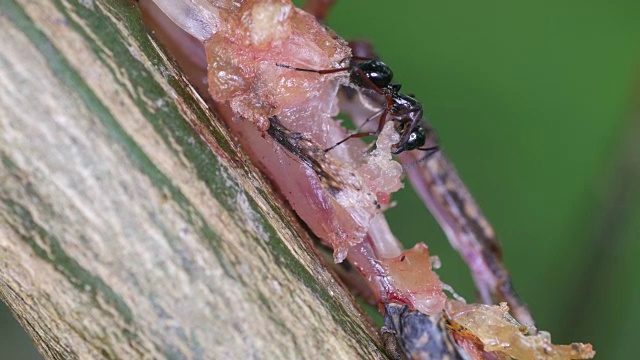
[401,146,440,172]
[275,63,350,75]
[350,56,374,61]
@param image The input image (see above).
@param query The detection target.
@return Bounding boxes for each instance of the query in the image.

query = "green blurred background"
[326,0,640,358]
[2,0,639,358]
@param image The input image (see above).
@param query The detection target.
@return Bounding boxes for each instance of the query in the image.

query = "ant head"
[351,60,393,90]
[392,125,427,154]
[405,127,427,151]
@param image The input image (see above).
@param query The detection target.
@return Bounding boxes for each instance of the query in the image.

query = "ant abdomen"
[351,60,394,89]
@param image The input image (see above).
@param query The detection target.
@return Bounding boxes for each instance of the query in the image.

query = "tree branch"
[0,1,387,358]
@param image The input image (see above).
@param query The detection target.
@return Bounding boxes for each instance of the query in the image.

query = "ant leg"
[418,146,440,159]
[324,131,379,152]
[276,63,350,75]
[366,93,395,136]
[375,106,392,133]
[326,105,392,152]
[350,67,386,95]
[418,145,439,152]
[400,146,441,170]
[353,109,384,132]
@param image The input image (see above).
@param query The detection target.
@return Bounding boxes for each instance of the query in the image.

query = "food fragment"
[145,0,448,318]
[380,244,447,315]
[445,300,596,359]
[358,122,404,199]
[202,0,351,132]
[195,0,412,264]
[266,116,401,261]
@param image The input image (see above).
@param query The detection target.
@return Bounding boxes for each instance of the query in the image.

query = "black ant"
[276,58,439,156]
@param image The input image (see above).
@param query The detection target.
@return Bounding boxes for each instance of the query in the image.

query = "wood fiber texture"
[0,1,386,358]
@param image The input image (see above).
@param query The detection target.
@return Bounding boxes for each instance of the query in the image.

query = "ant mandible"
[276,58,438,156]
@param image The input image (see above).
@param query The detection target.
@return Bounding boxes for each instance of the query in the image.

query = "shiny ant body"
[277,59,438,156]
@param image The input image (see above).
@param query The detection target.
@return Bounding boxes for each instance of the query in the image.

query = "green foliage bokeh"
[325,0,640,358]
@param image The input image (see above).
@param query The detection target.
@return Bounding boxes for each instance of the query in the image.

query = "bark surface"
[0,1,386,358]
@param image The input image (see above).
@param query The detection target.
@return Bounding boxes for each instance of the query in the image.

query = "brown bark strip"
[0,1,387,358]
